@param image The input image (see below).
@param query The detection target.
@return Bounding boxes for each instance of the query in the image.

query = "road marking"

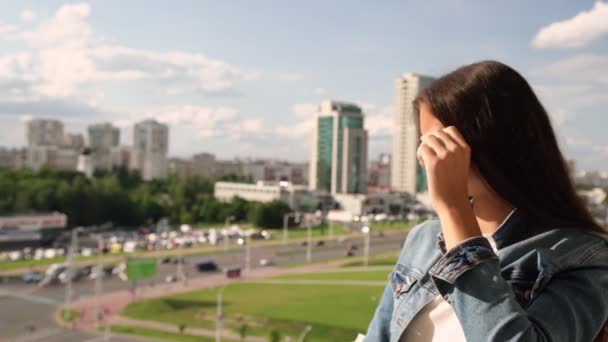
[0,288,59,305]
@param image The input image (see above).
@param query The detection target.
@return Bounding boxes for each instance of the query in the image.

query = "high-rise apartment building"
[87,123,121,171]
[309,100,368,194]
[27,119,64,147]
[392,73,434,194]
[131,119,169,180]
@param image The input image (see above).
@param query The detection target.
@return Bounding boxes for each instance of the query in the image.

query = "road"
[0,232,406,342]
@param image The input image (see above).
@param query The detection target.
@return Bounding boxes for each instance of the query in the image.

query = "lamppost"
[361,225,370,268]
[224,216,235,251]
[94,235,104,330]
[306,217,312,263]
[216,285,227,342]
[283,212,300,244]
[244,232,251,273]
[64,226,83,322]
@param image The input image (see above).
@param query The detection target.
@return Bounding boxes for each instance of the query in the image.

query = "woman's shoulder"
[533,227,608,267]
[404,218,442,247]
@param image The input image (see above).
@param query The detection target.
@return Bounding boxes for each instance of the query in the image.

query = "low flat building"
[0,212,68,251]
[214,181,310,210]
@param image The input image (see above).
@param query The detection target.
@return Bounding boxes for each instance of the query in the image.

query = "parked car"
[196,261,219,272]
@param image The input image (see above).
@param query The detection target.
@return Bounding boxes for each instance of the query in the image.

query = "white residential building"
[309,100,368,194]
[87,123,120,171]
[27,119,64,147]
[131,119,169,180]
[392,73,434,194]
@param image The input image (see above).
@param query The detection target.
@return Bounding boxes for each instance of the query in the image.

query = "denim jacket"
[364,210,608,342]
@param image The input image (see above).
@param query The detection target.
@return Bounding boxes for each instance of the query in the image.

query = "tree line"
[0,167,293,229]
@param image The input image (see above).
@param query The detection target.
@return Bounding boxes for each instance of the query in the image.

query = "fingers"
[421,134,447,157]
[443,126,469,149]
[417,143,435,168]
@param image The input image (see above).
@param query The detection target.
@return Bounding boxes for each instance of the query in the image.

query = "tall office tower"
[391,73,434,194]
[309,100,368,194]
[131,119,169,180]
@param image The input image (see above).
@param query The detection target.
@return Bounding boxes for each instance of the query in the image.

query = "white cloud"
[532,1,608,49]
[292,103,317,118]
[276,119,313,138]
[0,22,18,35]
[356,101,376,112]
[365,106,393,136]
[0,3,252,98]
[279,73,305,81]
[313,87,326,95]
[21,10,36,22]
[534,54,608,83]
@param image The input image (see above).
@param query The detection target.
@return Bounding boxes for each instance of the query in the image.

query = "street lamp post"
[224,216,234,251]
[216,286,227,342]
[306,218,312,263]
[362,225,370,268]
[283,212,300,245]
[245,232,251,273]
[64,227,82,321]
[94,235,104,330]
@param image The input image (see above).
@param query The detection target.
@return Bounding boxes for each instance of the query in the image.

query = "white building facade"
[392,73,434,194]
[214,181,309,210]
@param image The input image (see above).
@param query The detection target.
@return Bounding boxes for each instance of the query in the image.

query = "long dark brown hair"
[415,60,604,233]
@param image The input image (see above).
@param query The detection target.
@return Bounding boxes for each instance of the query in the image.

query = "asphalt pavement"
[0,232,406,342]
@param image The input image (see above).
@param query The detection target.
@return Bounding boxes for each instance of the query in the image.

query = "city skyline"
[0,1,607,170]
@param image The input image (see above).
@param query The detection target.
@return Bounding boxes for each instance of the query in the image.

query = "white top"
[399,210,515,341]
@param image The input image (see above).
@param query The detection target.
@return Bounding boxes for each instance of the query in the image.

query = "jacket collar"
[435,209,539,252]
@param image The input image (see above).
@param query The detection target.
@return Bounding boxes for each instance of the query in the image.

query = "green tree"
[238,324,249,341]
[268,329,281,342]
[249,200,292,229]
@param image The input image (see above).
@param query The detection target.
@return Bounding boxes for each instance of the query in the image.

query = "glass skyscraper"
[309,101,368,194]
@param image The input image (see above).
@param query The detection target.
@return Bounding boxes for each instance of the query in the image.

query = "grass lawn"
[272,269,390,282]
[341,255,399,268]
[110,325,232,342]
[123,270,386,341]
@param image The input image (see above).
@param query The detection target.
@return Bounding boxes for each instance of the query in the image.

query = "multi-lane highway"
[0,232,407,342]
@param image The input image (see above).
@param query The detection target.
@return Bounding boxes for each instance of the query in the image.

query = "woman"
[364,61,608,342]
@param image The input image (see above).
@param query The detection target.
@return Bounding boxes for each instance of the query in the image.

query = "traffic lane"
[4,233,405,300]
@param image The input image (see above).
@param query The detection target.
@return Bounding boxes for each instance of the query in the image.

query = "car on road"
[259,258,275,267]
[23,271,44,284]
[165,274,178,283]
[38,263,67,287]
[195,261,219,272]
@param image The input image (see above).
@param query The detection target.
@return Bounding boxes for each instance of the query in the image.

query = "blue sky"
[0,1,607,170]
